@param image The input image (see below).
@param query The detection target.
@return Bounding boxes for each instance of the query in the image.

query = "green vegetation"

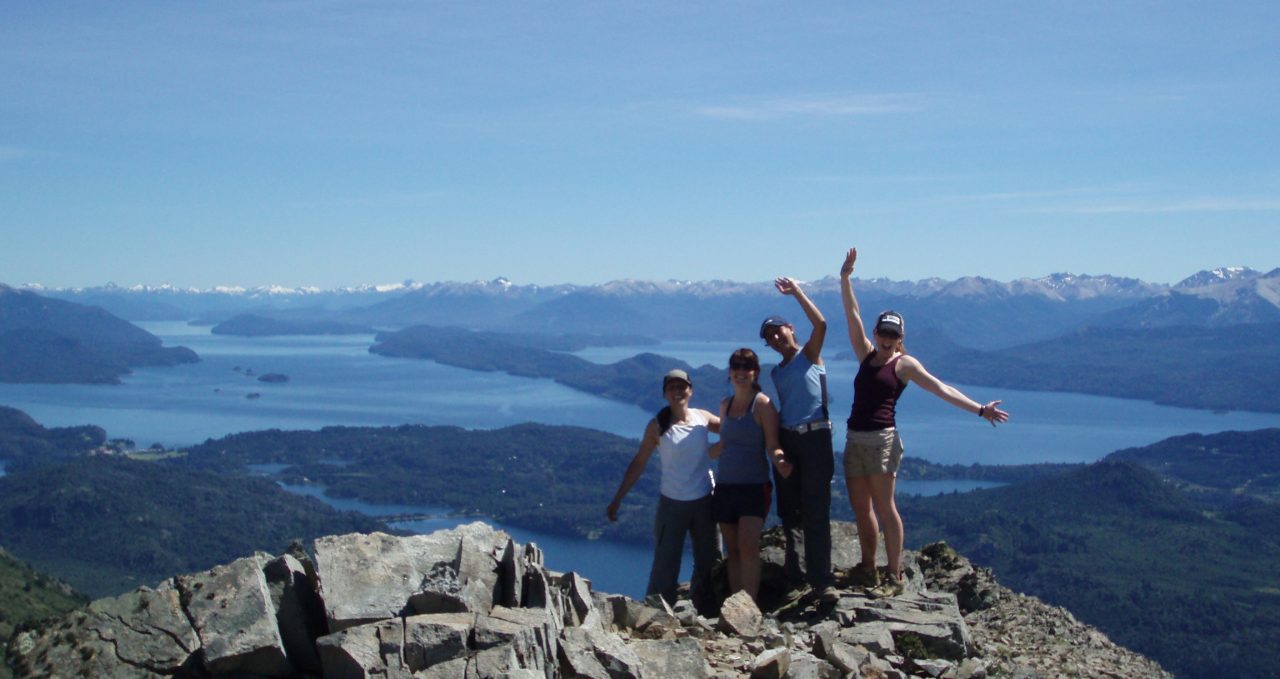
[370,325,723,411]
[6,398,1279,678]
[901,459,1280,679]
[0,550,87,679]
[0,405,105,471]
[898,457,1082,483]
[931,322,1280,413]
[0,457,386,598]
[185,423,661,543]
[1106,428,1280,503]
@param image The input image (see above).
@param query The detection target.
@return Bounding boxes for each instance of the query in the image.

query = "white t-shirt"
[657,409,714,501]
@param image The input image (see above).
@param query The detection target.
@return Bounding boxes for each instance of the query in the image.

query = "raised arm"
[754,395,792,478]
[897,356,1010,427]
[607,419,661,521]
[840,248,875,362]
[775,277,827,364]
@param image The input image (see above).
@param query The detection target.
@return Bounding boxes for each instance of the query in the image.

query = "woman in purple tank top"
[839,247,1010,597]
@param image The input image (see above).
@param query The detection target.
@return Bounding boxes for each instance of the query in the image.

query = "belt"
[785,420,831,434]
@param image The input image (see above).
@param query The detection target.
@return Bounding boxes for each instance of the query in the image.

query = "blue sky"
[3,2,1278,288]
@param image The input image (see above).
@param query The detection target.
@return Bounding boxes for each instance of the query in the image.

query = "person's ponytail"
[656,406,673,436]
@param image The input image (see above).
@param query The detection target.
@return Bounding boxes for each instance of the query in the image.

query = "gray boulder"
[7,584,199,678]
[314,523,511,631]
[630,637,709,678]
[264,552,327,675]
[176,553,292,676]
[315,618,404,678]
[403,612,475,671]
[717,590,763,637]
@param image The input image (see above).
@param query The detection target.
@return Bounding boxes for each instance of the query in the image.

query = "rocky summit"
[6,521,1167,678]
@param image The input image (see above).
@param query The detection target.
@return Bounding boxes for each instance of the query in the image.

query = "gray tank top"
[717,394,771,484]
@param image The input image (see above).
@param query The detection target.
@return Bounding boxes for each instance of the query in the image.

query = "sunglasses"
[876,330,902,340]
[729,361,756,370]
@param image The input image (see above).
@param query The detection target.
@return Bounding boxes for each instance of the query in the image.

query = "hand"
[774,277,800,297]
[606,501,620,522]
[774,457,793,479]
[980,400,1010,427]
[841,248,857,278]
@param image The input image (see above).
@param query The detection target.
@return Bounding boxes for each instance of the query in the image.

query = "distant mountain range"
[21,268,1279,351]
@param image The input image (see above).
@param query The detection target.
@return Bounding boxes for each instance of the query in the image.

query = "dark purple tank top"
[848,354,907,431]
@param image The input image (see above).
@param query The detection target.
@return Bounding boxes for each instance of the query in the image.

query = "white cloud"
[693,94,923,120]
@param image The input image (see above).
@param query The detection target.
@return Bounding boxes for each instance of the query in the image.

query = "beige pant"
[843,427,904,477]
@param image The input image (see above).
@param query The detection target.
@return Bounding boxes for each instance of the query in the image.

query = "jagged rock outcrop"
[6,521,1168,678]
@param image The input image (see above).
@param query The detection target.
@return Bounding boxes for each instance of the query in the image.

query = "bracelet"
[978,405,986,418]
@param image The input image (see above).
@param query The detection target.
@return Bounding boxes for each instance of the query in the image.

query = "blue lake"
[2,324,1277,466]
[5,325,1280,598]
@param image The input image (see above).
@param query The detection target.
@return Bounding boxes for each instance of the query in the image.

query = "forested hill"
[1105,428,1280,504]
[0,457,385,597]
[0,285,198,384]
[370,324,724,412]
[0,549,86,679]
[929,322,1280,413]
[0,405,105,469]
[902,459,1280,679]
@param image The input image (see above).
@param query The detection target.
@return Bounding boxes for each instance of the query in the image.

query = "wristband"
[978,405,986,418]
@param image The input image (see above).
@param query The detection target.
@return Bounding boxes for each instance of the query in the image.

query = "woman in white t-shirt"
[607,368,721,614]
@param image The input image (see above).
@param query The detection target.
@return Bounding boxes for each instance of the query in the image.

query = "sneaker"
[847,564,879,589]
[870,573,904,598]
[818,585,841,604]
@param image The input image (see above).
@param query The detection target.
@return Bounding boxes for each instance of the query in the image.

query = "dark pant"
[774,426,834,588]
[646,494,718,614]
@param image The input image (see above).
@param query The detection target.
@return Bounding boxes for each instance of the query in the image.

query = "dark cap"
[759,315,791,338]
[875,310,905,335]
[662,369,691,389]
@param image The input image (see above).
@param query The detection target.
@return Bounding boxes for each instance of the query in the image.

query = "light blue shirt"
[771,353,827,428]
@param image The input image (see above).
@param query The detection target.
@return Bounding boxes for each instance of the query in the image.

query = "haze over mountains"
[8,267,1280,413]
[19,266,1280,349]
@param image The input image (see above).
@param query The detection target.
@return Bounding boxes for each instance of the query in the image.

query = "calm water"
[5,326,1280,598]
[3,325,1277,465]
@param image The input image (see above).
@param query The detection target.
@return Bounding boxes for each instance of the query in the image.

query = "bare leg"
[736,516,765,600]
[847,474,879,571]
[867,473,903,578]
[720,522,741,594]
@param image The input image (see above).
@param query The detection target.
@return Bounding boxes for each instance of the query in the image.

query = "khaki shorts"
[843,427,904,477]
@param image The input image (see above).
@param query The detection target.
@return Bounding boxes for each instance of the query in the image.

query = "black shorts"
[711,483,773,523]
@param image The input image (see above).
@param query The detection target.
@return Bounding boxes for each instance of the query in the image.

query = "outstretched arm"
[607,420,660,521]
[898,356,1010,427]
[775,277,827,364]
[840,248,875,362]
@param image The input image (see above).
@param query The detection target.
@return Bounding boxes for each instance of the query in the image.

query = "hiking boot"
[870,573,904,598]
[783,585,812,604]
[818,585,841,604]
[846,564,879,589]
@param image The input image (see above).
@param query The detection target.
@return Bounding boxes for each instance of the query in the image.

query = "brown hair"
[728,347,763,393]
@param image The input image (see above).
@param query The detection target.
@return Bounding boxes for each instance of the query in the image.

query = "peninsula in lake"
[0,285,197,384]
[369,324,714,412]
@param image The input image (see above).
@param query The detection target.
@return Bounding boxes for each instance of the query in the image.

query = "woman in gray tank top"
[710,348,793,602]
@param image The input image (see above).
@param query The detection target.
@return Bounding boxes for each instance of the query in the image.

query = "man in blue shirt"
[760,277,837,603]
